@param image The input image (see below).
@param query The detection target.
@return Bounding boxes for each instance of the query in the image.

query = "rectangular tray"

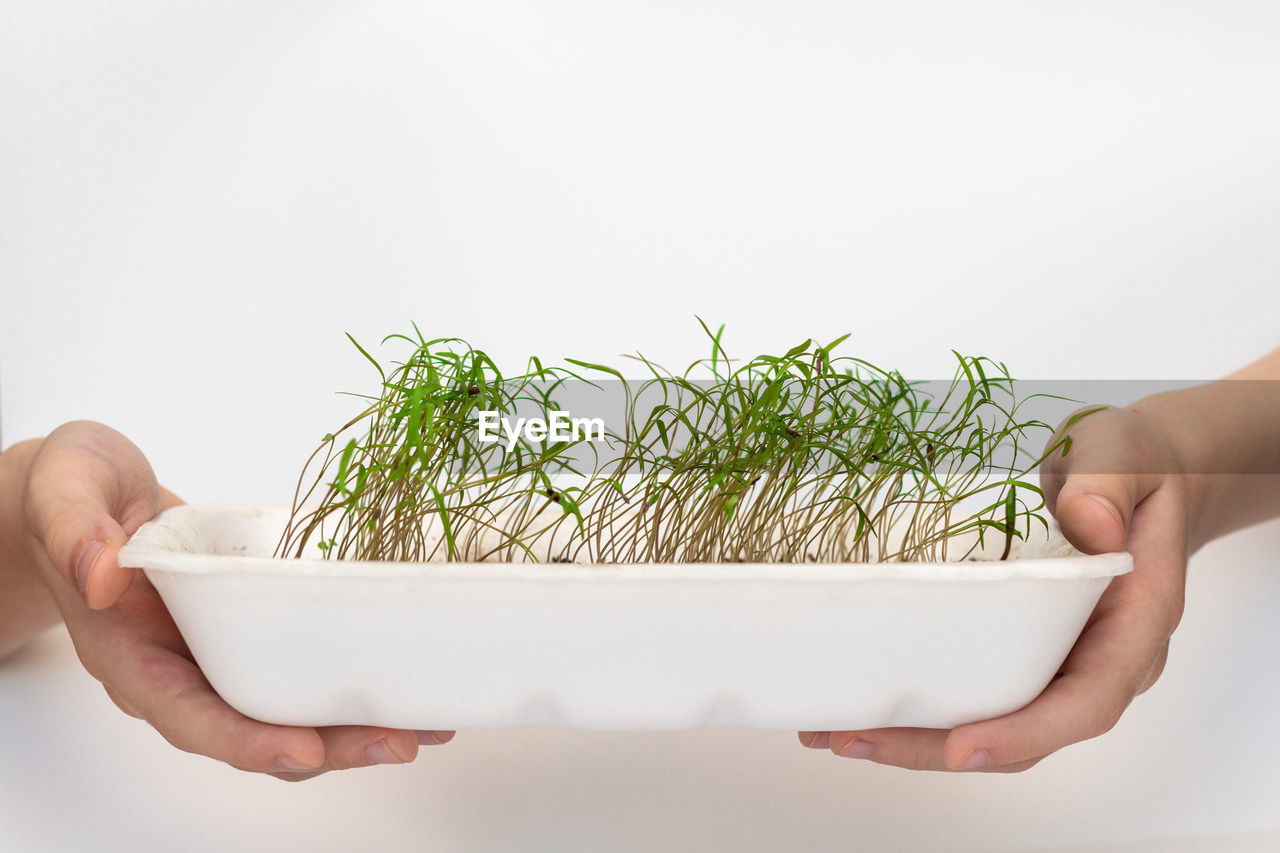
[118,504,1130,731]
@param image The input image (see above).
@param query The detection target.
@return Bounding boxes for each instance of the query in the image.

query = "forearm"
[0,438,62,659]
[1129,347,1280,553]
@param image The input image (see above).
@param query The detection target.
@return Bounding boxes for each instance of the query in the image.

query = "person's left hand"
[20,420,455,780]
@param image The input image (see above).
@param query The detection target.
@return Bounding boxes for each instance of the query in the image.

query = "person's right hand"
[801,402,1192,771]
[1034,401,1191,733]
[20,420,455,780]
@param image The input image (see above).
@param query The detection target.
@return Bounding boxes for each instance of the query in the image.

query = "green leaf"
[345,333,385,382]
[430,485,456,559]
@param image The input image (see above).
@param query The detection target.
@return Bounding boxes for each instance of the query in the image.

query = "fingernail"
[76,540,106,594]
[1086,494,1123,529]
[366,737,405,765]
[837,738,875,760]
[276,754,320,771]
[415,730,447,745]
[958,748,990,769]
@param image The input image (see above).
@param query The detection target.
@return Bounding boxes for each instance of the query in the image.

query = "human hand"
[19,420,455,780]
[797,404,1189,772]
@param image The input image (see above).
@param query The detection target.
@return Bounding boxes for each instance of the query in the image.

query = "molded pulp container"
[117,504,1131,731]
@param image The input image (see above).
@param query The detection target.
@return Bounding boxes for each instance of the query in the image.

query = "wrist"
[1122,394,1206,549]
[1127,379,1280,552]
[0,437,62,658]
[0,438,44,572]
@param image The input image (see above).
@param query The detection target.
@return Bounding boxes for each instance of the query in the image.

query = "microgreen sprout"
[277,323,1087,564]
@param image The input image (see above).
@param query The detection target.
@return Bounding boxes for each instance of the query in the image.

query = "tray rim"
[119,503,1134,584]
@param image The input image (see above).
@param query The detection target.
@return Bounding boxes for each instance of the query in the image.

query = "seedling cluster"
[277,322,1088,564]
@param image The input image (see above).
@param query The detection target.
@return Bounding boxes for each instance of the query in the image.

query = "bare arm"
[1130,345,1280,550]
[0,439,61,658]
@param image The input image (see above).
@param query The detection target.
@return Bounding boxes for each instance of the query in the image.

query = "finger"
[25,422,169,609]
[103,684,143,719]
[1138,640,1170,695]
[95,619,452,778]
[105,630,452,775]
[419,730,456,745]
[1040,408,1164,555]
[824,728,1048,773]
[267,768,329,783]
[829,727,949,770]
[88,486,183,610]
[798,731,830,750]
[940,487,1186,769]
[262,722,453,778]
[219,725,453,778]
[311,726,421,769]
[1054,482,1132,554]
[29,482,132,608]
[112,642,327,773]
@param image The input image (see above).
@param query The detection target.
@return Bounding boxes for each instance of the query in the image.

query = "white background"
[2,2,1279,850]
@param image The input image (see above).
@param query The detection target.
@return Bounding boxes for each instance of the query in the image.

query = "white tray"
[117,504,1131,731]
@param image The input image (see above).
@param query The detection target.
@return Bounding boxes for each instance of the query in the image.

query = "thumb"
[25,422,163,609]
[1053,480,1132,555]
[1041,407,1164,556]
[70,519,134,611]
[29,476,147,610]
